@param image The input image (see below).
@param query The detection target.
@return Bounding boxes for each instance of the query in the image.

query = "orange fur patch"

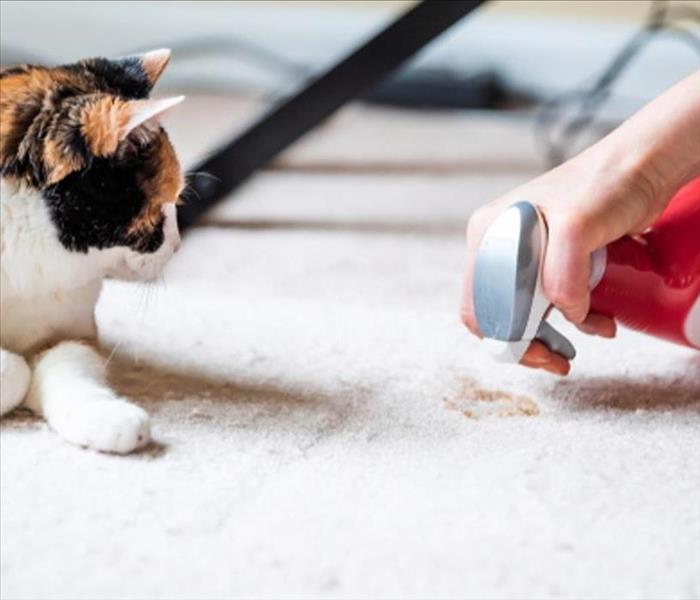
[81,96,131,157]
[129,134,184,234]
[43,138,85,185]
[1,67,89,181]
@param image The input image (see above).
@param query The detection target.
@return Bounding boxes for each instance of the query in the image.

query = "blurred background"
[2,1,698,98]
[2,0,699,170]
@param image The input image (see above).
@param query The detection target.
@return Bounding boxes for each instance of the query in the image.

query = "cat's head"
[0,49,184,280]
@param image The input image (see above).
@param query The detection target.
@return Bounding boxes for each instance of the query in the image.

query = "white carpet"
[1,98,699,600]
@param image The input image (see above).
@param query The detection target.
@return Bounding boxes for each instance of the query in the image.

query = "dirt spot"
[444,378,540,419]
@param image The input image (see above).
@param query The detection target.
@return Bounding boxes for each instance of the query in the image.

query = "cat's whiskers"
[130,344,140,366]
[133,274,168,340]
[181,171,222,206]
[186,170,221,183]
[180,184,201,205]
[138,281,156,321]
[135,282,150,320]
[104,339,123,370]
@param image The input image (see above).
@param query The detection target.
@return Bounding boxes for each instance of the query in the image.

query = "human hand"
[460,72,700,375]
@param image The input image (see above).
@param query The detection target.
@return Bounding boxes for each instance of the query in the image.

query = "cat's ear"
[118,48,172,88]
[120,95,185,141]
[136,48,172,86]
[44,94,184,185]
[80,95,184,159]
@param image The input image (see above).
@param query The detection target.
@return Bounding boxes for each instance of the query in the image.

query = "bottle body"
[590,177,700,349]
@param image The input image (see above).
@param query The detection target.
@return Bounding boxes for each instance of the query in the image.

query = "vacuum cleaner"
[177,0,486,230]
[472,177,700,363]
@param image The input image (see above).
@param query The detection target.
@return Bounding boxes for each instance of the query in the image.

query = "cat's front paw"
[63,399,151,454]
[0,349,31,416]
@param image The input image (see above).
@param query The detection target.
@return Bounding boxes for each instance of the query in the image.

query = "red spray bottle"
[473,178,700,362]
[590,176,700,349]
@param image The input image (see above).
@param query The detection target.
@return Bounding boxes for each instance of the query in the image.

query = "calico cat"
[0,49,184,453]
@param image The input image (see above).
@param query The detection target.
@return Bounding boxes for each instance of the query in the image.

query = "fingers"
[520,340,570,376]
[576,312,617,338]
[519,311,614,374]
[541,217,592,325]
[519,314,614,376]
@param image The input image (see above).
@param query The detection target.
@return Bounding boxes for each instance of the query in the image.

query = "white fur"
[0,178,180,453]
[0,349,31,415]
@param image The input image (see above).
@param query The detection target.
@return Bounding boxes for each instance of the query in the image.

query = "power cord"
[536,0,700,168]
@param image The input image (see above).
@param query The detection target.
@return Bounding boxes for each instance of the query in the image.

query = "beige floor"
[1,96,699,600]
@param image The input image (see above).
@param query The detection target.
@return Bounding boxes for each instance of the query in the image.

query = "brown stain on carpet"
[444,378,540,419]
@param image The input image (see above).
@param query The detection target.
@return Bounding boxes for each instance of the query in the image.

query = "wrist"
[591,135,677,214]
[592,72,700,209]
[556,138,675,249]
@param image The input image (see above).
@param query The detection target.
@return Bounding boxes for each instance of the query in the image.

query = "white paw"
[62,399,151,454]
[0,350,31,416]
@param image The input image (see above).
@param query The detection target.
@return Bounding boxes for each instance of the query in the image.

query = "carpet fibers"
[1,98,699,600]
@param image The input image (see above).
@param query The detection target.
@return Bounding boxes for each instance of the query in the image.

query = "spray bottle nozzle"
[473,201,575,363]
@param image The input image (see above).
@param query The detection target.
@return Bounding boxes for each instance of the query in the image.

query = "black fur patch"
[1,57,153,186]
[43,154,164,254]
[76,57,151,99]
[0,65,32,77]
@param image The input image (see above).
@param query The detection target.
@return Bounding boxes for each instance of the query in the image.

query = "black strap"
[178,0,485,230]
